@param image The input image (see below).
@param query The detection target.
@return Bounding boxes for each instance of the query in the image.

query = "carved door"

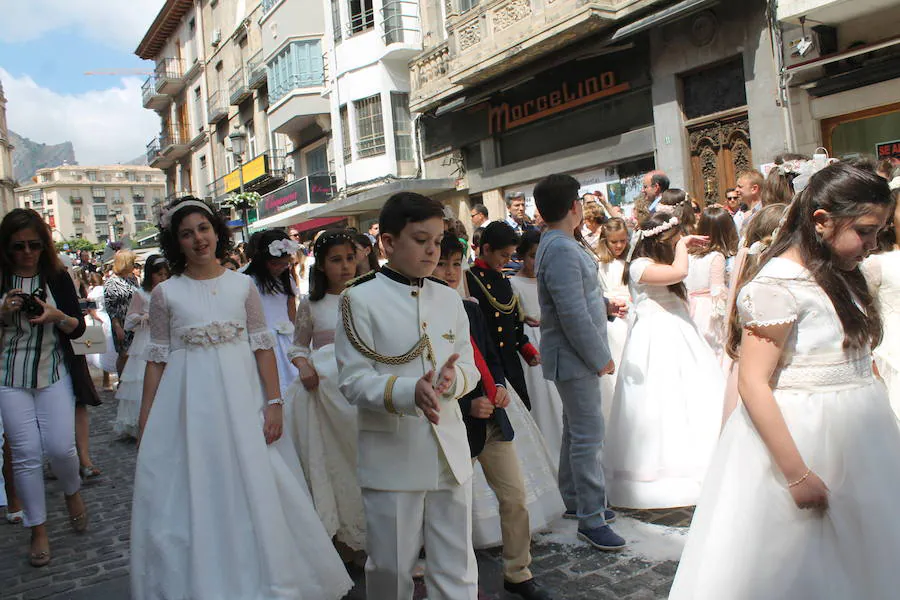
[688,112,752,207]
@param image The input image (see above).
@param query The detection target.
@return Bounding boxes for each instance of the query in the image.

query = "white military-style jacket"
[335,266,478,492]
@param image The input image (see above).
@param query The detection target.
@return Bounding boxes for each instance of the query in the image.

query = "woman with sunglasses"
[0,209,89,567]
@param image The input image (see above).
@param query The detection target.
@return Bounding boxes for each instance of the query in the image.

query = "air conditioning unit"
[211,29,222,46]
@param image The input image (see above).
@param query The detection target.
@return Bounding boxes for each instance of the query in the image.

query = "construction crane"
[84,69,154,76]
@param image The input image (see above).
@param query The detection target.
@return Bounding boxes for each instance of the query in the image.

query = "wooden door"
[688,111,752,207]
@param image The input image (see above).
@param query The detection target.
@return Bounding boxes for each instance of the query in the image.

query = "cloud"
[1,67,159,165]
[0,0,162,52]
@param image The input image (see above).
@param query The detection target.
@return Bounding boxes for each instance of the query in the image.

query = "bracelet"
[267,398,284,406]
[787,468,811,488]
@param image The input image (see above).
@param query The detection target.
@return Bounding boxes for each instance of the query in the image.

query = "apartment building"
[14,165,166,244]
[0,80,15,216]
[137,0,286,234]
[405,0,789,223]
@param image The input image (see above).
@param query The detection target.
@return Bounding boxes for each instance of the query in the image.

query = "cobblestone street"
[1,386,692,600]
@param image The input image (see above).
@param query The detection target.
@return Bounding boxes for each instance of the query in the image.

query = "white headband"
[160,200,213,230]
[625,217,679,262]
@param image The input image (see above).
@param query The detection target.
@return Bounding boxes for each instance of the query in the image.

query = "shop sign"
[257,175,335,221]
[225,154,269,193]
[488,72,631,135]
[876,139,900,163]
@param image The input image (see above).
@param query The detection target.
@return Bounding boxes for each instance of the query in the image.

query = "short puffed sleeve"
[629,257,653,284]
[245,281,276,351]
[146,284,171,363]
[737,277,799,329]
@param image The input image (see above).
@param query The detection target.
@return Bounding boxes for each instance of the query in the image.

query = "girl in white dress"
[863,189,900,416]
[113,256,168,439]
[244,230,301,397]
[596,217,631,425]
[685,206,738,360]
[670,162,900,599]
[509,231,564,469]
[131,199,352,600]
[85,273,118,386]
[286,230,367,552]
[604,213,725,509]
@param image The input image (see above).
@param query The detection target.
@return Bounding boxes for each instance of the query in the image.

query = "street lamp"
[228,128,249,242]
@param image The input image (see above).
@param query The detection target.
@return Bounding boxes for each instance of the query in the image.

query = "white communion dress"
[130,270,352,600]
[670,257,900,599]
[509,274,564,469]
[604,258,725,509]
[286,293,366,551]
[597,258,631,425]
[114,289,151,438]
[864,249,900,416]
[87,284,118,374]
[256,281,300,397]
[685,251,729,360]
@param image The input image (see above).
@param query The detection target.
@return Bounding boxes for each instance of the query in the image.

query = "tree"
[55,238,102,253]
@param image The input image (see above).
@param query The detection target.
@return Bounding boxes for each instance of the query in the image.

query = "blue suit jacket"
[535,229,613,382]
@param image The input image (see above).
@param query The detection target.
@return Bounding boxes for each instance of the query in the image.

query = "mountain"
[124,153,148,166]
[8,130,77,184]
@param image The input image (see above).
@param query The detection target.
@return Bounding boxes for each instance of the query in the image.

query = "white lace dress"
[670,257,900,599]
[87,284,117,374]
[130,271,352,600]
[256,283,299,397]
[597,258,631,425]
[685,252,729,360]
[114,289,151,438]
[286,293,366,551]
[509,274,564,469]
[603,258,725,509]
[864,249,900,416]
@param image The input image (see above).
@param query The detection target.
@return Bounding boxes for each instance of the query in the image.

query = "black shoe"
[563,508,616,523]
[577,525,627,551]
[504,578,555,600]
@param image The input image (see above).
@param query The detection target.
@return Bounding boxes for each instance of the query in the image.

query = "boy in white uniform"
[336,192,480,600]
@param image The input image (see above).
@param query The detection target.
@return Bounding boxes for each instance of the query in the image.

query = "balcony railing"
[207,89,228,124]
[146,137,162,165]
[70,196,83,205]
[247,50,267,89]
[347,8,376,37]
[381,0,420,45]
[262,0,279,13]
[160,125,191,151]
[229,67,252,105]
[132,188,145,198]
[154,58,186,94]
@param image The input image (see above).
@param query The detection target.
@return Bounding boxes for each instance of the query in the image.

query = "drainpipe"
[768,0,797,152]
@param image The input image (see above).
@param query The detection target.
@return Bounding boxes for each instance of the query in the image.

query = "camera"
[12,290,46,318]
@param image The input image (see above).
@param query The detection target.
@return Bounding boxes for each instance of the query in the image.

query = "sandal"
[80,465,101,479]
[70,511,89,534]
[5,510,24,525]
[29,549,51,568]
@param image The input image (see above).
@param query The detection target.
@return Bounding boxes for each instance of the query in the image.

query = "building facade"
[0,80,16,216]
[407,0,790,224]
[14,165,166,244]
[774,0,900,165]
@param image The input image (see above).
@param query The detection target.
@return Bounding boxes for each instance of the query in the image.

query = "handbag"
[71,325,108,355]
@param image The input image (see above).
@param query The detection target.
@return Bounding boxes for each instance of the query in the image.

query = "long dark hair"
[0,209,64,285]
[309,229,356,302]
[692,206,738,258]
[622,212,687,301]
[353,232,379,274]
[658,189,695,234]
[876,188,900,252]
[729,162,892,355]
[141,255,169,292]
[158,197,232,274]
[244,229,296,296]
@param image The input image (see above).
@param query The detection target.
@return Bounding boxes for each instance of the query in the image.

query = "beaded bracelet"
[787,468,811,488]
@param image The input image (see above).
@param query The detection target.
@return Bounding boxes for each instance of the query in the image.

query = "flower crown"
[160,200,213,230]
[268,238,300,257]
[625,217,679,262]
[313,230,356,260]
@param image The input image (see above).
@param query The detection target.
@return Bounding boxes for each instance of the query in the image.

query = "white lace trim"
[287,345,311,360]
[145,342,170,363]
[249,330,276,351]
[744,316,799,328]
[180,321,245,347]
[775,353,873,389]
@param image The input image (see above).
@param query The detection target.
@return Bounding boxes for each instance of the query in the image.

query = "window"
[113,189,122,202]
[126,171,136,182]
[87,171,97,182]
[246,121,257,158]
[306,145,328,175]
[383,0,405,44]
[354,95,385,158]
[31,191,42,204]
[391,93,414,161]
[349,0,374,34]
[133,205,147,221]
[340,105,352,163]
[331,0,343,42]
[73,207,82,221]
[92,187,106,198]
[94,205,109,221]
[267,40,325,104]
[145,174,152,182]
[459,0,478,12]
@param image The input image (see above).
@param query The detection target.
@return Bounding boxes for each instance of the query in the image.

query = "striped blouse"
[1,275,67,389]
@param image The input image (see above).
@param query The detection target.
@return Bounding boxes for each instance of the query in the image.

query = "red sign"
[876,139,900,163]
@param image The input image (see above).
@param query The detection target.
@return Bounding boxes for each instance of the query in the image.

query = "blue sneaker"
[577,525,626,551]
[563,509,616,523]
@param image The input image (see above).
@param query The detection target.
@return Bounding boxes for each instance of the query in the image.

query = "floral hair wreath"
[313,230,356,259]
[268,238,300,257]
[625,216,679,262]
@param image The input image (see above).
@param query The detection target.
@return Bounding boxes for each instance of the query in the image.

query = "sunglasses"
[10,240,44,252]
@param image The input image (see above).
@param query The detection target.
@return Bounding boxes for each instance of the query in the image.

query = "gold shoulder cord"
[340,295,436,369]
[468,272,525,321]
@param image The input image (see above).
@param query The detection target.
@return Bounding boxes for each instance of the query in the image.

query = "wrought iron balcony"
[154,58,186,95]
[247,50,268,90]
[142,76,169,110]
[207,89,228,124]
[229,68,252,105]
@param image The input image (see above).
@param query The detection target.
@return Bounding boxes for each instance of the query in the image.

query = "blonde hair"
[113,249,137,277]
[596,217,629,263]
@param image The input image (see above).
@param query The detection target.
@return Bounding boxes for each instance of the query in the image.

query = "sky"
[0,0,164,165]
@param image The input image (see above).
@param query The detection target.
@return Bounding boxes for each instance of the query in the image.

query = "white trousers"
[0,375,80,526]
[362,481,478,600]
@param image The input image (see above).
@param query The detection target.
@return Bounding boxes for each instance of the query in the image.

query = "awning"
[292,217,345,233]
[299,178,457,221]
[248,202,325,232]
[610,0,719,42]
